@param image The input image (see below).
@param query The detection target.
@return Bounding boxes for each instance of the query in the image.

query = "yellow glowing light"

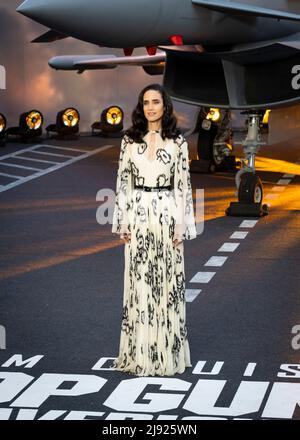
[106,106,123,125]
[26,111,42,130]
[0,114,6,132]
[62,108,79,127]
[253,156,300,175]
[206,108,220,122]
[263,109,271,124]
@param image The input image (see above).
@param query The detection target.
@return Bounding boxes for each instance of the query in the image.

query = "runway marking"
[277,179,291,185]
[21,150,75,158]
[230,231,248,239]
[204,256,228,267]
[187,159,299,302]
[0,161,42,171]
[190,272,216,283]
[239,220,258,228]
[9,155,60,165]
[263,159,299,207]
[38,144,89,153]
[0,171,23,179]
[0,143,114,193]
[217,242,240,252]
[185,289,202,302]
[243,363,257,376]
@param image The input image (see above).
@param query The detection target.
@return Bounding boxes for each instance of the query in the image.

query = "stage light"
[0,113,6,146]
[106,106,123,125]
[62,108,80,127]
[46,107,80,139]
[91,105,124,137]
[262,109,271,125]
[26,110,43,130]
[206,108,220,122]
[6,110,43,142]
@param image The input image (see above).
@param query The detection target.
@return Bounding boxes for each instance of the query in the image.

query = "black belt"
[134,184,172,192]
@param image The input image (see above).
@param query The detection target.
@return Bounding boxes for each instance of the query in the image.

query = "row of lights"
[205,107,270,126]
[0,105,124,146]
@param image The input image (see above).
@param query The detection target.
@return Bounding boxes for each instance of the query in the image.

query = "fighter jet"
[16,0,300,215]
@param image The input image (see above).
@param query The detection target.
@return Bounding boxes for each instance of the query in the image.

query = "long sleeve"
[173,137,197,241]
[111,135,133,238]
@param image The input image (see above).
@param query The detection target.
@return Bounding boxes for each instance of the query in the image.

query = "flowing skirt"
[113,189,192,376]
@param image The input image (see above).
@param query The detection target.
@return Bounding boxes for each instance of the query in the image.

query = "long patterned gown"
[111,129,197,376]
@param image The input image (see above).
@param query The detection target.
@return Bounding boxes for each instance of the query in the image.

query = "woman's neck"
[147,122,162,132]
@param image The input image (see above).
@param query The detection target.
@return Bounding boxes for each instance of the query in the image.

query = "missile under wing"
[48,53,166,75]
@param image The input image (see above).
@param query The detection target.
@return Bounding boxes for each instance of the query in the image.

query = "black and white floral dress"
[111,129,197,376]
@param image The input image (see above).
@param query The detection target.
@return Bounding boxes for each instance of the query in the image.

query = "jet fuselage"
[17,0,300,48]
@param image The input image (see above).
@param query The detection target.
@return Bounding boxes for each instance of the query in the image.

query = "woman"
[111,83,197,376]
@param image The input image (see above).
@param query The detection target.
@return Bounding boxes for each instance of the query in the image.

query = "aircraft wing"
[48,52,166,72]
[31,29,69,43]
[192,0,300,21]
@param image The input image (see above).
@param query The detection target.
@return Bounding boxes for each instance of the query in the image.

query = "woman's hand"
[121,233,131,244]
[173,238,183,248]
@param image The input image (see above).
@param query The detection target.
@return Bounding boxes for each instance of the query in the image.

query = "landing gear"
[226,111,269,217]
[238,172,263,204]
[190,108,236,174]
[197,123,233,171]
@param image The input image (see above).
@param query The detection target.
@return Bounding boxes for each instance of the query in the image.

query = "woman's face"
[143,89,165,125]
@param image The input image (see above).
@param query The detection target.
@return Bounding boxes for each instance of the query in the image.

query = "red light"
[123,47,134,56]
[146,46,157,55]
[169,35,183,45]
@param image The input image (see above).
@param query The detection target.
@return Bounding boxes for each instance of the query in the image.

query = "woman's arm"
[111,136,132,238]
[173,136,197,241]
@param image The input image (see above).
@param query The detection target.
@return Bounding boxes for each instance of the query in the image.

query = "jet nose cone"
[17,0,38,17]
[17,0,55,20]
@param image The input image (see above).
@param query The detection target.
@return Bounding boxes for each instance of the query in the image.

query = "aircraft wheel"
[212,142,226,169]
[198,133,225,171]
[238,172,263,203]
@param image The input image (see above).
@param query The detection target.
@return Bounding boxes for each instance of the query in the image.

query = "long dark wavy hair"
[125,83,181,143]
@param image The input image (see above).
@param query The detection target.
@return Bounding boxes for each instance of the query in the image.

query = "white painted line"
[0,161,42,171]
[204,256,228,267]
[38,144,87,153]
[0,144,44,160]
[190,272,216,283]
[30,150,74,158]
[239,220,258,228]
[271,186,286,192]
[277,179,291,185]
[0,172,22,179]
[185,289,202,302]
[13,155,60,164]
[0,144,114,193]
[218,242,240,252]
[265,193,279,199]
[282,173,295,178]
[230,231,249,239]
[243,363,257,377]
